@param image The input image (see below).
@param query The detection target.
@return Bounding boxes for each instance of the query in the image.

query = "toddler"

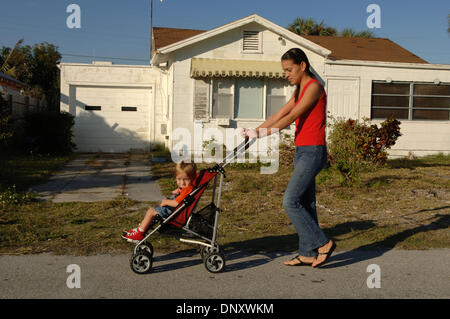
[122,161,197,243]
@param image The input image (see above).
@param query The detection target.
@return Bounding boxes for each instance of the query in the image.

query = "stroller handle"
[218,136,256,169]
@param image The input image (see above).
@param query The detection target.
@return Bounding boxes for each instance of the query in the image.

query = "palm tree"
[287,18,317,36]
[288,18,338,36]
[357,30,375,38]
[288,18,373,38]
[314,20,338,36]
[340,28,357,37]
[340,28,374,38]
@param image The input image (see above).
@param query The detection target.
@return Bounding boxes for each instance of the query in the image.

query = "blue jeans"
[282,145,329,257]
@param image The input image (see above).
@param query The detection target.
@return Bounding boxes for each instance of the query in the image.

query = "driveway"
[30,153,164,203]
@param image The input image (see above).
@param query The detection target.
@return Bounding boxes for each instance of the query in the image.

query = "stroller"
[129,138,255,274]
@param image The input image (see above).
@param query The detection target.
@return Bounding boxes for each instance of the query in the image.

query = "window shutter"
[243,31,260,52]
[193,79,210,121]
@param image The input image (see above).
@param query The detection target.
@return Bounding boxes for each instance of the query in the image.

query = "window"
[371,82,450,121]
[243,31,261,53]
[212,79,233,118]
[211,78,288,120]
[121,106,137,111]
[235,78,264,119]
[413,84,450,120]
[266,80,287,117]
[85,105,101,111]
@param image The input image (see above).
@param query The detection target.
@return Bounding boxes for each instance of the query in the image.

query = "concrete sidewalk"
[30,153,164,203]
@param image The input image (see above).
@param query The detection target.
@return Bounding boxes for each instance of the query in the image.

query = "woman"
[243,48,335,268]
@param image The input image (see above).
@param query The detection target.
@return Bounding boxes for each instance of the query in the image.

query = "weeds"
[0,185,35,208]
[0,151,449,255]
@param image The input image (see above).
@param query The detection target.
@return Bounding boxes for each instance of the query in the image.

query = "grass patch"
[0,196,158,255]
[0,153,73,192]
[0,152,449,255]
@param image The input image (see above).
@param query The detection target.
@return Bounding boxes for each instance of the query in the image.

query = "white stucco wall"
[60,63,169,152]
[323,61,450,157]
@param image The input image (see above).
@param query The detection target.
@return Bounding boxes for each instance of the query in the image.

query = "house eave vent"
[243,31,260,51]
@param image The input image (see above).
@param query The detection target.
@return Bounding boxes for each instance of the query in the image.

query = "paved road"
[1,248,449,299]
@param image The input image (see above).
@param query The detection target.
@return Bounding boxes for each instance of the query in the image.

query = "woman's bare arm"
[257,95,296,130]
[256,82,323,137]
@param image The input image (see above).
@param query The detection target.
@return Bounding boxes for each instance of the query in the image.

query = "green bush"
[14,111,76,155]
[328,117,401,185]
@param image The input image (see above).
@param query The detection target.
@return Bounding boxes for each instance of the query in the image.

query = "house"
[0,71,27,93]
[1,72,45,118]
[59,14,450,156]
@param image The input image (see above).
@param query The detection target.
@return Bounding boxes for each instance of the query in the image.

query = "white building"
[60,14,450,156]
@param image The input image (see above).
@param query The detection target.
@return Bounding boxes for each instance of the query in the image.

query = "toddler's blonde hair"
[174,161,197,181]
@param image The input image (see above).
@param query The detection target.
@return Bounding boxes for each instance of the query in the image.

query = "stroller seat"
[161,168,218,230]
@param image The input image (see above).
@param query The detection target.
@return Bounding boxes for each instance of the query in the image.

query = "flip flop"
[312,240,336,268]
[284,256,312,266]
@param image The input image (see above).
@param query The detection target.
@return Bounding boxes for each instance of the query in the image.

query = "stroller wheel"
[200,245,221,262]
[204,252,226,273]
[137,241,154,257]
[130,251,153,274]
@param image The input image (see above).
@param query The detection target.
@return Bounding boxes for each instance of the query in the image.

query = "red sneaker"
[122,227,137,236]
[121,228,144,243]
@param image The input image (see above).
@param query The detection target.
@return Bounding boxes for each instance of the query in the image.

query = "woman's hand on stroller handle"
[240,128,258,139]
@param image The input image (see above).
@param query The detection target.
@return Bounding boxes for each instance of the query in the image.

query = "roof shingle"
[302,35,428,64]
[153,27,206,52]
[152,27,428,64]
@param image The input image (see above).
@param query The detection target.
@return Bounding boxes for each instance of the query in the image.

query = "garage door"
[74,86,152,152]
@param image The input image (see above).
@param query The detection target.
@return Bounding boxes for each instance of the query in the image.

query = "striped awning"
[190,58,285,79]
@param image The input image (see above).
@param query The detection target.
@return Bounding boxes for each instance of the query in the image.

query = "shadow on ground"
[145,220,377,273]
[126,209,449,274]
[321,213,449,269]
[150,249,278,274]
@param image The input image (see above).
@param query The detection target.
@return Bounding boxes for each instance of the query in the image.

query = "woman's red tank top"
[293,79,327,146]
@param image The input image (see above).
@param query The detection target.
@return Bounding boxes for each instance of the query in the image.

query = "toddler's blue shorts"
[154,205,175,219]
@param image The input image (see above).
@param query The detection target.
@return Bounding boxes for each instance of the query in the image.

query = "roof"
[0,72,26,86]
[152,19,429,64]
[152,15,330,62]
[302,35,428,64]
[153,27,206,52]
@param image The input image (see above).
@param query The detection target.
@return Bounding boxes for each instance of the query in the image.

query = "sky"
[1,0,449,65]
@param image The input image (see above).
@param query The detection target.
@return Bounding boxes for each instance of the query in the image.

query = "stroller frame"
[129,138,255,274]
